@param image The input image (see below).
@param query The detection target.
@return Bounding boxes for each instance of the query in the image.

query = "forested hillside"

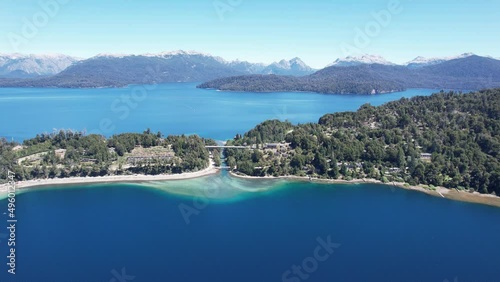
[0,130,215,182]
[0,54,242,88]
[0,53,314,88]
[198,66,406,94]
[199,56,500,94]
[225,89,500,195]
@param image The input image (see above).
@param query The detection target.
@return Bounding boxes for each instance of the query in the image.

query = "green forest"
[198,56,500,94]
[0,129,214,182]
[2,89,499,196]
[225,89,500,195]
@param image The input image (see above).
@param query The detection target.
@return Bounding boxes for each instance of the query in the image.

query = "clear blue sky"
[1,0,498,68]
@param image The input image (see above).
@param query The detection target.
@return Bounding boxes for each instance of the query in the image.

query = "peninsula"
[1,89,499,208]
[0,130,222,189]
[223,89,500,204]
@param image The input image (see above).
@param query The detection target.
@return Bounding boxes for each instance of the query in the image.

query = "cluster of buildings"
[126,153,175,165]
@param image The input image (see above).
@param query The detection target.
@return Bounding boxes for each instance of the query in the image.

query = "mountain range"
[0,51,315,87]
[405,53,479,68]
[0,54,80,78]
[1,51,499,93]
[326,53,486,68]
[261,57,315,76]
[199,55,500,94]
[328,54,397,67]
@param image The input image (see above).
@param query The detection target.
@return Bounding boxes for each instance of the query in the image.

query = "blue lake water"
[0,83,437,141]
[0,176,499,282]
[1,84,499,282]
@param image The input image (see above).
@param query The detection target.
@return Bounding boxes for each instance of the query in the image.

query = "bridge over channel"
[205,146,250,149]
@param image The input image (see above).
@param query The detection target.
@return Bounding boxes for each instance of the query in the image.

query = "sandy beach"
[0,161,218,191]
[2,161,499,208]
[229,171,500,208]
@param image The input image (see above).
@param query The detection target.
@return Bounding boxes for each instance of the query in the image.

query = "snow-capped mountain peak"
[328,54,395,67]
[271,58,312,70]
[160,50,227,64]
[93,53,132,59]
[166,50,211,56]
[289,57,310,69]
[406,53,476,68]
[0,53,80,77]
[92,50,228,64]
[94,50,218,59]
[261,57,315,76]
[152,50,216,58]
[277,59,291,69]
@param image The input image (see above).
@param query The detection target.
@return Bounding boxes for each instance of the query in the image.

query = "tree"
[290,154,305,169]
[313,152,329,175]
[227,156,236,170]
[251,150,263,163]
[213,153,222,167]
[115,142,126,156]
[340,164,348,176]
[397,147,406,168]
[238,161,254,176]
[329,159,340,179]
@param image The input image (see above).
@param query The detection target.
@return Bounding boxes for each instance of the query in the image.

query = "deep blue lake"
[1,84,499,282]
[0,83,436,141]
[1,176,500,282]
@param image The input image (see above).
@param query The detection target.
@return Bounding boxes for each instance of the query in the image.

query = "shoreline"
[0,161,218,192]
[1,164,499,208]
[200,87,405,95]
[229,172,500,208]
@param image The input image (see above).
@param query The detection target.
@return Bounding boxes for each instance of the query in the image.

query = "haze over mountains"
[0,51,316,87]
[261,57,315,76]
[328,54,397,67]
[0,54,80,78]
[199,55,500,94]
[405,53,479,68]
[1,51,499,94]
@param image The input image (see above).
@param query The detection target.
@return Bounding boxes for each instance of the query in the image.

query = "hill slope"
[0,53,243,88]
[224,88,500,195]
[0,52,315,88]
[199,55,500,94]
[0,54,79,78]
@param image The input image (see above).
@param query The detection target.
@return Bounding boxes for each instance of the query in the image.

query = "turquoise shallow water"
[0,175,499,282]
[0,84,437,141]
